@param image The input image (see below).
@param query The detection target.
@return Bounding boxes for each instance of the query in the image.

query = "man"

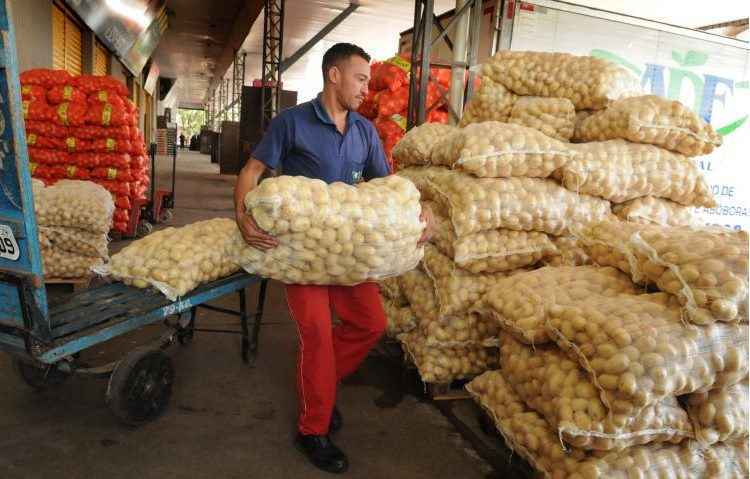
[234,43,430,474]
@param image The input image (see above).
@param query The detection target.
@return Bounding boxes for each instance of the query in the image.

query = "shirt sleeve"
[251,114,291,171]
[363,123,392,180]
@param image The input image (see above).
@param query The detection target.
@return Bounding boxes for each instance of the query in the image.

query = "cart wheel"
[13,359,68,390]
[136,220,153,238]
[106,347,174,426]
[159,209,173,223]
[177,326,194,345]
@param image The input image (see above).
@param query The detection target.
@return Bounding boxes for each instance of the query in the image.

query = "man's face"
[329,56,370,111]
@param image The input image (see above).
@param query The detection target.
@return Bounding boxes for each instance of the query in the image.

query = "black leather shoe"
[329,406,342,433]
[295,433,349,474]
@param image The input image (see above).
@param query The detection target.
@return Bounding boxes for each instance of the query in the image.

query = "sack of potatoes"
[508,96,576,141]
[499,332,693,451]
[392,123,458,168]
[466,370,749,479]
[542,236,592,267]
[39,225,108,258]
[42,246,103,278]
[546,293,749,417]
[32,179,114,233]
[236,175,425,285]
[483,51,642,110]
[557,140,716,207]
[382,297,417,336]
[437,121,574,178]
[685,379,749,446]
[577,95,722,156]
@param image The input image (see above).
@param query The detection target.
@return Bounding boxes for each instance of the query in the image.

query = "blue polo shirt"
[252,95,390,185]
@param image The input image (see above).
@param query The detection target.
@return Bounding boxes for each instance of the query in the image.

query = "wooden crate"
[427,380,472,401]
[45,276,92,292]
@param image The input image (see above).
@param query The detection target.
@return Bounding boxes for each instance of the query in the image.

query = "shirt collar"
[312,93,360,128]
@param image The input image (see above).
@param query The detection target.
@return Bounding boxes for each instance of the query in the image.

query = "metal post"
[450,0,470,125]
[406,0,423,129]
[465,0,482,102]
[260,0,284,132]
[417,0,433,125]
[406,0,434,129]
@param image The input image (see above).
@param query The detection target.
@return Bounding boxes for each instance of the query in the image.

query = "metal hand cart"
[0,4,268,425]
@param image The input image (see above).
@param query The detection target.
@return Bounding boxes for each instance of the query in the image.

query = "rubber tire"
[106,347,174,427]
[136,220,153,238]
[13,359,68,390]
[159,209,173,223]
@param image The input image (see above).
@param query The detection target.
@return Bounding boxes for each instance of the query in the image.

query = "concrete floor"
[0,150,498,479]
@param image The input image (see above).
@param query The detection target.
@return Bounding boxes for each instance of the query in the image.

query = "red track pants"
[285,282,386,435]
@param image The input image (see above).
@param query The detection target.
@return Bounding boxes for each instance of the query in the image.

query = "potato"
[582,220,749,324]
[482,266,637,345]
[577,95,722,156]
[556,140,716,207]
[428,169,612,236]
[108,218,241,299]
[482,51,642,110]
[436,121,573,178]
[42,246,102,278]
[686,380,749,445]
[381,297,417,337]
[467,371,745,479]
[422,245,513,317]
[398,268,439,325]
[499,332,693,451]
[236,175,425,286]
[39,225,108,258]
[546,294,749,416]
[508,97,576,141]
[398,330,497,384]
[542,236,592,267]
[429,202,557,273]
[613,196,698,227]
[392,123,458,168]
[396,166,455,204]
[458,77,516,127]
[32,179,114,233]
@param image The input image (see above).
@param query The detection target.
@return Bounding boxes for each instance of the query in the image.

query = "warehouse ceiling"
[151,0,263,109]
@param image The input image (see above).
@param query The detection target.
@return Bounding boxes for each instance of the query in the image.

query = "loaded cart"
[0,4,267,426]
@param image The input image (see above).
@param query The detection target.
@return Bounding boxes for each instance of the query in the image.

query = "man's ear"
[329,65,340,85]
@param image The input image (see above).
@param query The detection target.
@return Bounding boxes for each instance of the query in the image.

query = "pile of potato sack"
[98,49,747,478]
[385,50,747,478]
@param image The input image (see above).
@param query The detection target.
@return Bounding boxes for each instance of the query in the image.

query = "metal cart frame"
[0,2,268,426]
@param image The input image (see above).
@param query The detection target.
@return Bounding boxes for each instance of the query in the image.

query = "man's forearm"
[234,158,266,217]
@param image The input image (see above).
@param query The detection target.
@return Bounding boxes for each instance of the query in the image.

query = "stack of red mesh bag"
[358,54,450,170]
[20,69,149,233]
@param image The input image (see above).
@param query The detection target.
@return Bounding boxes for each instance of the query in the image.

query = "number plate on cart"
[0,224,20,260]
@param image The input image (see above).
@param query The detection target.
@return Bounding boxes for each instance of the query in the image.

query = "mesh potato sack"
[422,245,510,317]
[483,51,642,110]
[543,236,592,267]
[106,218,241,299]
[629,226,748,324]
[38,226,108,258]
[32,179,115,233]
[396,166,456,204]
[612,196,697,226]
[467,370,748,479]
[430,202,556,274]
[236,175,424,285]
[392,123,458,167]
[378,276,408,306]
[482,266,638,345]
[546,294,749,417]
[42,247,102,278]
[398,268,439,324]
[458,76,516,127]
[577,95,722,156]
[398,330,497,383]
[578,220,646,280]
[382,297,417,336]
[431,172,612,236]
[558,140,716,207]
[439,121,573,178]
[572,110,595,142]
[499,332,693,451]
[685,380,749,445]
[508,96,576,141]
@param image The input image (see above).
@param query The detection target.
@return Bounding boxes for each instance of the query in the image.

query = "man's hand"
[418,202,434,245]
[236,212,279,250]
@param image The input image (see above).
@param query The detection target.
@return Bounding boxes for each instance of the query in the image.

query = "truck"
[399,0,749,230]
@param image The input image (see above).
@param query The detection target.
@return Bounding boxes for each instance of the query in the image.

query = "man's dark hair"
[321,43,371,82]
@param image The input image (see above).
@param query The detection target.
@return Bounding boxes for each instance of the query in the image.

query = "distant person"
[179,133,186,150]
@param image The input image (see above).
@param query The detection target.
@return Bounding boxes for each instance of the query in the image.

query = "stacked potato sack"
[358,55,451,170]
[377,276,417,337]
[20,69,149,234]
[31,179,113,278]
